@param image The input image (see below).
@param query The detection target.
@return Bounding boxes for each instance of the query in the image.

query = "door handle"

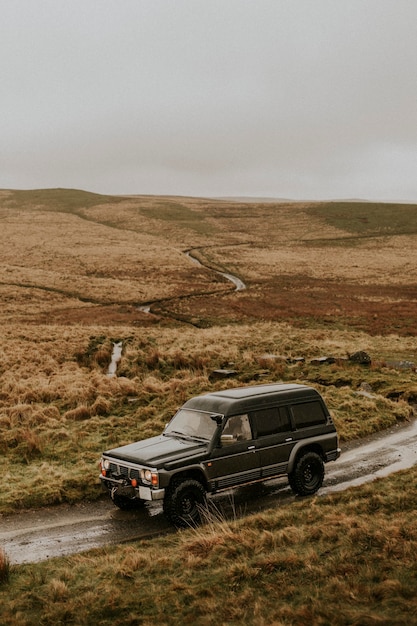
[285,438,293,442]
[247,445,256,450]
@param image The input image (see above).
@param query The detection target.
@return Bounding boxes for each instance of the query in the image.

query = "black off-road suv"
[100,383,340,526]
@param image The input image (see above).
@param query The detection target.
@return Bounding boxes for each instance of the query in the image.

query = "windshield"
[164,409,219,442]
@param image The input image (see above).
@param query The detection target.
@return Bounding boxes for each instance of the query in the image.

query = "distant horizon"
[2,186,416,205]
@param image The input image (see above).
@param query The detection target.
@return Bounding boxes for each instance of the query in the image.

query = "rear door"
[250,406,297,479]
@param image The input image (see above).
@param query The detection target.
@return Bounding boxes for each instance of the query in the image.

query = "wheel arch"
[167,468,208,492]
[287,442,325,474]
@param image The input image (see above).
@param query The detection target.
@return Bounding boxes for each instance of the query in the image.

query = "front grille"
[108,462,143,484]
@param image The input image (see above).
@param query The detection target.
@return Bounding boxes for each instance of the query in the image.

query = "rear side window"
[251,406,291,437]
[291,401,326,429]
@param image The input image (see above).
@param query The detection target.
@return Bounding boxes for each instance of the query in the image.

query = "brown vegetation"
[0,548,10,585]
[0,190,416,513]
[0,189,417,624]
[1,191,416,334]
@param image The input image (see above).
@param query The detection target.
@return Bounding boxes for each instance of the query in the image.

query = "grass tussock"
[0,549,10,586]
[2,467,417,624]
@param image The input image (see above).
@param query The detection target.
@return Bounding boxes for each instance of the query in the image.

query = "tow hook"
[111,484,136,499]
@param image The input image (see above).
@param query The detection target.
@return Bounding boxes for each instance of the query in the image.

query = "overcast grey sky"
[1,1,417,201]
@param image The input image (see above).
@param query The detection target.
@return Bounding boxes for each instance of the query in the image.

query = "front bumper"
[99,474,165,501]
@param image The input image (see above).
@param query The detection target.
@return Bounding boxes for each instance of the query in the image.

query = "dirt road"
[2,418,417,565]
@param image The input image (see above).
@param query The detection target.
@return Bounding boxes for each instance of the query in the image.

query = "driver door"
[204,414,261,490]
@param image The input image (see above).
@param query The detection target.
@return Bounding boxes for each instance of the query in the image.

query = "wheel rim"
[180,493,197,517]
[303,462,320,488]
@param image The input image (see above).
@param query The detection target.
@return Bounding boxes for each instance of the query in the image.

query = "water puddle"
[322,418,417,494]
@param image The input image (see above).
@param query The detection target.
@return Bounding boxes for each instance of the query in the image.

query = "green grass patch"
[7,188,125,214]
[305,201,417,238]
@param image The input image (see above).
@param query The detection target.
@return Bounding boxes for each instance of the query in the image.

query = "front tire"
[163,479,206,527]
[288,452,324,496]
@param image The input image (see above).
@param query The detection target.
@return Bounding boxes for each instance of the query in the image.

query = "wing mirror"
[210,413,223,425]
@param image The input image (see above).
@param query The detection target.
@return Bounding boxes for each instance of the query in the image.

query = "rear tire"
[163,478,206,527]
[288,452,324,496]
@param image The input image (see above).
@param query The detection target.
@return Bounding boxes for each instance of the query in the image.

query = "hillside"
[1,189,416,334]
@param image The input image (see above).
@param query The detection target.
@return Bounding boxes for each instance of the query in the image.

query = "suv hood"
[104,434,208,467]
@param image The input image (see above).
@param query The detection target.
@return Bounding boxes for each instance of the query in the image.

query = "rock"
[356,390,376,399]
[385,360,415,371]
[356,382,376,399]
[310,356,336,366]
[209,369,238,380]
[349,351,372,365]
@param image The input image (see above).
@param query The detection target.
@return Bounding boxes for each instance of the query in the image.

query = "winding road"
[2,418,417,565]
[185,249,246,291]
[137,247,246,317]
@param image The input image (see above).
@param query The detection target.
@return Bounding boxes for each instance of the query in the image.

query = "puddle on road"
[322,418,417,494]
[1,501,171,565]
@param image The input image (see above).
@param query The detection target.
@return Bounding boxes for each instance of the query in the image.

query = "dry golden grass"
[2,467,417,624]
[215,234,417,286]
[0,205,218,313]
[0,318,415,513]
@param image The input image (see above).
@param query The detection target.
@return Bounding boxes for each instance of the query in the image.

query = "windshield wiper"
[187,435,210,443]
[165,430,190,441]
[165,431,208,443]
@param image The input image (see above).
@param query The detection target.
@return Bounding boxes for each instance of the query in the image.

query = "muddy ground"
[2,418,417,565]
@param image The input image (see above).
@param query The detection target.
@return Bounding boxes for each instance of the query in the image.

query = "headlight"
[143,469,153,483]
[102,458,110,470]
[140,469,159,487]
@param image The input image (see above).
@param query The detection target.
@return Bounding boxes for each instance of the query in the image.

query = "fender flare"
[286,433,335,473]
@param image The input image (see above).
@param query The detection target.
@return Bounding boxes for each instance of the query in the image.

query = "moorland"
[0,189,417,625]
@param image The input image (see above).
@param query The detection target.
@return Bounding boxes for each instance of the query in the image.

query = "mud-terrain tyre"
[111,493,144,511]
[288,452,324,496]
[163,479,206,527]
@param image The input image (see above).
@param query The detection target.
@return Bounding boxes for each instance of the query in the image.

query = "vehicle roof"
[182,383,321,416]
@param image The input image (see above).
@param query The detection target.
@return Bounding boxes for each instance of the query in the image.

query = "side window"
[251,406,291,437]
[222,414,252,442]
[291,401,326,429]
